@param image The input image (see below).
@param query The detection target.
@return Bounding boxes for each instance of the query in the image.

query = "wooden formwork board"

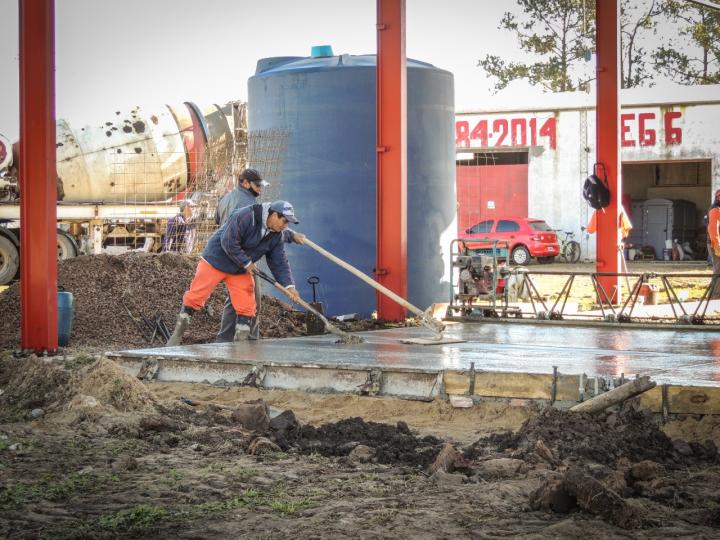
[640,385,720,415]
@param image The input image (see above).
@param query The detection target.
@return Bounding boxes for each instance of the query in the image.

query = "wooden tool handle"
[256,270,349,339]
[298,234,444,334]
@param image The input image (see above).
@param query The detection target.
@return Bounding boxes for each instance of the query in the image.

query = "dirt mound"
[0,353,72,418]
[467,405,678,466]
[287,416,443,467]
[70,357,158,413]
[0,354,158,421]
[0,252,310,351]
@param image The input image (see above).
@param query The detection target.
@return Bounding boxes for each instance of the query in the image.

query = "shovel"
[294,232,446,339]
[252,269,364,344]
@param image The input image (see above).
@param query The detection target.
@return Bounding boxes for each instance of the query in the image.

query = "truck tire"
[0,233,20,285]
[57,229,78,260]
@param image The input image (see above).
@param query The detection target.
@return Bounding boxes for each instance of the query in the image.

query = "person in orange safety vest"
[586,207,633,240]
[706,189,720,298]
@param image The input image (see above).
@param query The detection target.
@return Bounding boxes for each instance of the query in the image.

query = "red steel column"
[595,0,621,302]
[376,0,407,321]
[19,0,57,352]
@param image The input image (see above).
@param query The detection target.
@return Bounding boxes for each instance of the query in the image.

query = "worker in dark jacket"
[166,200,301,346]
[214,168,304,341]
[215,168,268,226]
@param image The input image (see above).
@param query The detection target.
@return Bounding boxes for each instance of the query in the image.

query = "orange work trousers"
[182,259,256,317]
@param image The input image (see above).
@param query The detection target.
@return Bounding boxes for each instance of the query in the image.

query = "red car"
[462,217,560,265]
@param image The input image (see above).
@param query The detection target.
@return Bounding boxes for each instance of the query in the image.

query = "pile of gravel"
[0,252,307,351]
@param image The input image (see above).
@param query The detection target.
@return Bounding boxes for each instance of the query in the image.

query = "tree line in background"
[479,0,719,93]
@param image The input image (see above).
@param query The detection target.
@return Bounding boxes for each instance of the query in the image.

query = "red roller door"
[456,164,528,234]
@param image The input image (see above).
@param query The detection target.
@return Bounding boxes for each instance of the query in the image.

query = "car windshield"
[529,220,552,232]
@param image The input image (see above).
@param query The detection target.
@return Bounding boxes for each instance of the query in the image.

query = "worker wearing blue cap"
[214,168,305,341]
[167,200,301,346]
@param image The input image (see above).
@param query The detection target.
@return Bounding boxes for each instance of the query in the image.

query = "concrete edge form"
[108,353,720,415]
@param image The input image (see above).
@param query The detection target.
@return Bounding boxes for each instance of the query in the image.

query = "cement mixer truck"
[0,100,247,285]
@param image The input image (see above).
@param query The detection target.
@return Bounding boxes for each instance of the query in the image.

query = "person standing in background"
[706,189,720,299]
[214,169,305,341]
[163,199,197,253]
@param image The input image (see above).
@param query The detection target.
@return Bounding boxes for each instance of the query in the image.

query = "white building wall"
[457,84,720,261]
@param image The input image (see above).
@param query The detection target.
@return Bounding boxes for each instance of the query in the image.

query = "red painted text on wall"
[456,116,556,149]
[620,111,682,147]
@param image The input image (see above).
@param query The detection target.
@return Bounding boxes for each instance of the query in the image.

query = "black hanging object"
[583,163,611,210]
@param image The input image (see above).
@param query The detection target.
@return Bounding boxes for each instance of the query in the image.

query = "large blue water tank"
[248,53,456,317]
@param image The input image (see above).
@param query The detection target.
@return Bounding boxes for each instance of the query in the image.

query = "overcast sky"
[0,0,685,141]
[0,0,532,140]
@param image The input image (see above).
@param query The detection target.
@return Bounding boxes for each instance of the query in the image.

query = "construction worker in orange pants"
[166,200,302,346]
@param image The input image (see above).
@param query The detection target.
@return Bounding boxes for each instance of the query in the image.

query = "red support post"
[19,0,57,352]
[595,0,621,303]
[376,0,407,321]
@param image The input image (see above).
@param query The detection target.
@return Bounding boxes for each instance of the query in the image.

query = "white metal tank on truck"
[0,101,246,285]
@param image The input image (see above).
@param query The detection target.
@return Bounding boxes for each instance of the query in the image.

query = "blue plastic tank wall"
[248,54,456,317]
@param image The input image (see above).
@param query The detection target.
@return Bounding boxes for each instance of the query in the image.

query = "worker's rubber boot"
[166,306,195,347]
[233,315,252,342]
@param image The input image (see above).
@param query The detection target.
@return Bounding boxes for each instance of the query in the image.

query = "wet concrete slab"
[112,322,720,388]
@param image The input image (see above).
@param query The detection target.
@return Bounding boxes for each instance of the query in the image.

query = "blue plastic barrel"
[249,51,456,316]
[57,291,74,347]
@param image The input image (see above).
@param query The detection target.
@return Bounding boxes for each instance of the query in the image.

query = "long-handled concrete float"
[253,269,364,344]
[296,233,463,345]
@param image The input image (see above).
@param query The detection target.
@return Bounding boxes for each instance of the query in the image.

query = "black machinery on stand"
[446,238,521,319]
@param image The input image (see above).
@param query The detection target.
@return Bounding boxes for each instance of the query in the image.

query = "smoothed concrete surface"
[113,323,720,388]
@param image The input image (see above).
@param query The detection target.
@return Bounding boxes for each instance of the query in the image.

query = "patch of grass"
[202,462,227,473]
[270,497,312,515]
[190,488,263,516]
[0,439,9,451]
[44,472,96,501]
[98,504,167,536]
[265,451,289,461]
[105,438,142,456]
[0,472,119,509]
[66,437,92,452]
[228,466,259,480]
[159,469,183,487]
[38,519,97,540]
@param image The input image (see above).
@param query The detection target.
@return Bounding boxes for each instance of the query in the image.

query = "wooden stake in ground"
[570,375,656,414]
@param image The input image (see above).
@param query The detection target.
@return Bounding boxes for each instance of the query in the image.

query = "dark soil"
[466,404,689,467]
[2,355,720,537]
[0,252,310,351]
[289,417,443,467]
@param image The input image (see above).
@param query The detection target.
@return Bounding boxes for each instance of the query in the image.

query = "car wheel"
[537,256,556,264]
[511,245,531,265]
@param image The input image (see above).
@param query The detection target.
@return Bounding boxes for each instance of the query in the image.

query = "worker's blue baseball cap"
[269,200,299,224]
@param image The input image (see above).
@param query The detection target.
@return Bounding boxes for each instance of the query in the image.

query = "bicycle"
[558,231,581,263]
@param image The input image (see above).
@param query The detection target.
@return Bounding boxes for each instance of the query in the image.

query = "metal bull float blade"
[295,232,456,343]
[252,269,363,344]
